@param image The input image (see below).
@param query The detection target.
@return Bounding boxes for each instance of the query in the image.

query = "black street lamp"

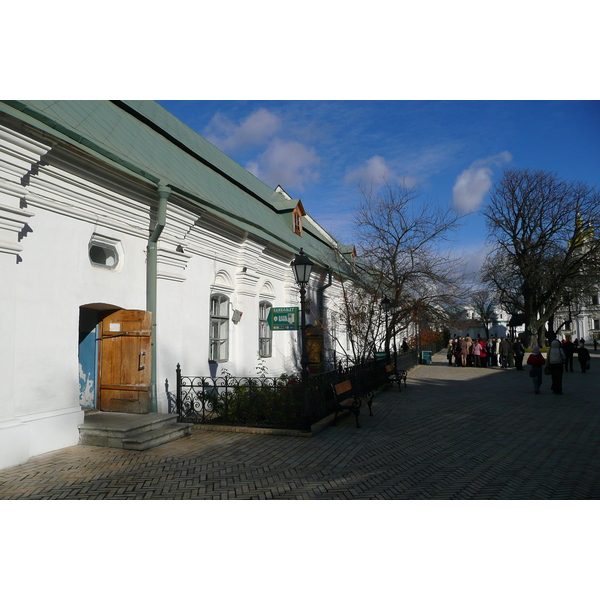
[291,248,314,430]
[381,296,391,362]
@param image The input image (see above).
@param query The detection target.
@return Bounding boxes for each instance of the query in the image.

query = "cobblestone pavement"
[2,350,600,499]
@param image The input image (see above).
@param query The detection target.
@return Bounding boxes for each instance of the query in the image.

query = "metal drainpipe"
[317,266,333,316]
[317,266,333,366]
[147,183,170,412]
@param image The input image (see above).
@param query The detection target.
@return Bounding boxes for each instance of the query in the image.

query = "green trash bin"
[421,351,432,364]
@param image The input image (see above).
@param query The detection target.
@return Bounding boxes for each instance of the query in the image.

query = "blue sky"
[157,100,600,276]
[5,2,598,277]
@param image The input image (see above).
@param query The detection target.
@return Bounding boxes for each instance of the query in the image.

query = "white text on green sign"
[268,307,299,330]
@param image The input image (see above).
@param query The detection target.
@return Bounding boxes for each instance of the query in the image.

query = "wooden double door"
[97,309,152,413]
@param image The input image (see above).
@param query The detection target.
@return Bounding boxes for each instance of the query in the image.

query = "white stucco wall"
[153,216,303,412]
[0,116,351,470]
[0,122,154,468]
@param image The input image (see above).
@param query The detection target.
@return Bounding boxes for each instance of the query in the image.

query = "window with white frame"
[210,294,229,362]
[88,234,121,270]
[259,301,273,357]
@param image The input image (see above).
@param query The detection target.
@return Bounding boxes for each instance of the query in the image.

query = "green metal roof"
[0,100,347,268]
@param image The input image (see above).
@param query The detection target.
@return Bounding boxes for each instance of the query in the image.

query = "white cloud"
[452,151,512,213]
[203,108,281,152]
[246,160,260,178]
[248,139,320,191]
[203,108,321,192]
[344,155,417,190]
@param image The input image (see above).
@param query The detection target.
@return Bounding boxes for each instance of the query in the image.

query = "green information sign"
[267,307,299,330]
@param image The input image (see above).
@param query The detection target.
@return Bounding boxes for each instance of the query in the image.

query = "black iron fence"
[168,346,433,431]
[170,367,304,429]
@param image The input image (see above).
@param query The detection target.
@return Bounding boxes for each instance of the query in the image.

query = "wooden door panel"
[98,310,152,414]
[101,337,149,387]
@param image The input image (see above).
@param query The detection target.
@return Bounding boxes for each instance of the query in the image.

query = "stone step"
[79,412,179,439]
[78,412,191,450]
[122,423,192,451]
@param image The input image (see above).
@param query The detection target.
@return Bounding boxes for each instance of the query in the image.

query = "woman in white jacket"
[547,339,567,394]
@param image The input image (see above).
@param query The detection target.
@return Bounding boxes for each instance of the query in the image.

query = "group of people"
[446,333,594,396]
[527,336,592,395]
[559,337,592,373]
[446,335,526,370]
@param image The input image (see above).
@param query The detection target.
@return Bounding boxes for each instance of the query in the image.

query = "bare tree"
[352,182,468,353]
[329,279,383,365]
[310,247,387,367]
[482,169,600,347]
[469,288,498,338]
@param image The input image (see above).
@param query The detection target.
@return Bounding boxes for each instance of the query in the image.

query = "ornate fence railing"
[170,366,304,429]
[168,347,428,431]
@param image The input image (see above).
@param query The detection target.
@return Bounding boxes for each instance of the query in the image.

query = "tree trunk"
[546,315,557,344]
[537,326,545,348]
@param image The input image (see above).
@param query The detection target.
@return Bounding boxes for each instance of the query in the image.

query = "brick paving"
[1,350,600,499]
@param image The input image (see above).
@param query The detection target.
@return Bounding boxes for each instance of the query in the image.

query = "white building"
[0,101,355,469]
[554,291,600,344]
[450,306,524,341]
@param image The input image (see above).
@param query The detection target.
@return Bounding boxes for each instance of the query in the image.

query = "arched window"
[210,294,229,362]
[259,301,273,357]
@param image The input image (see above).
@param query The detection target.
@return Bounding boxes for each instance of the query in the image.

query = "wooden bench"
[386,364,408,391]
[330,380,373,428]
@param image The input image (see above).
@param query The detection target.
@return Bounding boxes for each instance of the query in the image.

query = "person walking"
[460,336,468,367]
[472,337,481,367]
[513,338,525,370]
[487,338,496,367]
[527,346,546,394]
[594,338,598,351]
[499,338,511,369]
[547,339,567,394]
[578,344,591,373]
[507,338,515,368]
[464,335,473,366]
[446,339,454,366]
[495,336,501,367]
[480,339,488,367]
[562,336,575,372]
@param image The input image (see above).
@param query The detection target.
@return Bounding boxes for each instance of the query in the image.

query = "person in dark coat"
[578,344,591,373]
[513,339,525,370]
[499,338,511,369]
[447,339,454,366]
[454,338,462,366]
[562,337,575,372]
[488,338,497,367]
[507,338,515,368]
[547,339,566,394]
